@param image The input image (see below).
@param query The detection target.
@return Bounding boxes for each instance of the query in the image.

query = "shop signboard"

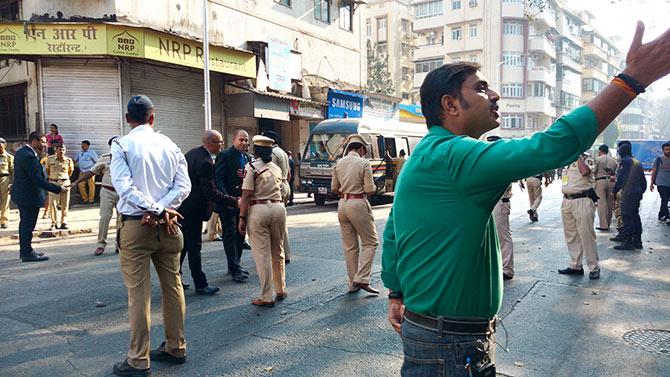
[267,37,292,92]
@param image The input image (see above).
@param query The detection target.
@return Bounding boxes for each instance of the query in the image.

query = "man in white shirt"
[110,95,191,377]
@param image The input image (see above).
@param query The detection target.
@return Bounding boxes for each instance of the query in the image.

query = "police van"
[299,117,427,206]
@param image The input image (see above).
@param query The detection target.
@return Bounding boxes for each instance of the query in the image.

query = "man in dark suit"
[12,132,66,262]
[179,130,238,295]
[215,129,250,282]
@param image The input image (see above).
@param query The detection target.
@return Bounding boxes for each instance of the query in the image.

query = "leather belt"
[500,198,510,203]
[49,178,68,182]
[102,185,116,192]
[250,199,282,206]
[564,191,589,200]
[341,193,365,199]
[404,310,496,335]
[121,214,144,221]
[595,176,608,181]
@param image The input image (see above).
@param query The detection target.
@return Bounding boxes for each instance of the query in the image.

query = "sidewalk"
[0,192,317,246]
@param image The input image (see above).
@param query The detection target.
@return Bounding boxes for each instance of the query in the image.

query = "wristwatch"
[388,291,403,300]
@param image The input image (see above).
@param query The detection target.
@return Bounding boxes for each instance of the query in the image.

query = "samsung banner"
[327,89,364,119]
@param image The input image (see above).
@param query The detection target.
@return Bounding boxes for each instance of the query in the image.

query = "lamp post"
[203,0,212,130]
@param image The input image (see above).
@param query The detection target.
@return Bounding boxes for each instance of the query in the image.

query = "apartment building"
[364,0,415,102]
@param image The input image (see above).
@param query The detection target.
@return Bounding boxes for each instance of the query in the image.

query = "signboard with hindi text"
[0,23,255,78]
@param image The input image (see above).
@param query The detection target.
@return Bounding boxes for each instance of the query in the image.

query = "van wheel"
[314,194,326,206]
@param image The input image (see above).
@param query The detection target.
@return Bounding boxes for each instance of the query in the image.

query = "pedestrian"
[0,138,14,229]
[74,139,99,204]
[487,136,514,280]
[383,21,670,375]
[110,95,191,376]
[520,173,548,222]
[261,130,292,263]
[332,135,379,295]
[178,130,238,295]
[396,149,407,179]
[287,151,295,206]
[650,141,670,223]
[612,140,647,250]
[594,144,618,230]
[40,145,55,219]
[45,143,74,230]
[558,153,601,279]
[11,132,65,262]
[45,123,64,148]
[73,136,120,255]
[215,129,251,282]
[238,135,287,307]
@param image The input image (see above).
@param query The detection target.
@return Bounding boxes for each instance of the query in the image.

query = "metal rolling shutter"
[41,59,122,157]
[130,63,223,152]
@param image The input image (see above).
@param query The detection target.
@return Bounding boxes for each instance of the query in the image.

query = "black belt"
[595,177,608,181]
[533,175,543,179]
[49,178,68,182]
[564,191,589,199]
[500,198,510,203]
[0,173,9,177]
[121,214,144,221]
[404,310,496,335]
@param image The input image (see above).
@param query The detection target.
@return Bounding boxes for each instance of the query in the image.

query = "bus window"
[384,137,397,158]
[305,133,349,161]
[397,137,410,156]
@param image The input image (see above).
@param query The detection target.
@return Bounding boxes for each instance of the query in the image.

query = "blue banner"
[327,89,364,119]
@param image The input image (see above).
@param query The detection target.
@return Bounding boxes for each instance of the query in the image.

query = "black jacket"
[214,146,250,213]
[11,145,61,208]
[613,156,647,197]
[179,146,237,221]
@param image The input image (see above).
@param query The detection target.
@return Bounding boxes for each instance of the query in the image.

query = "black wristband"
[616,73,646,94]
[388,291,403,300]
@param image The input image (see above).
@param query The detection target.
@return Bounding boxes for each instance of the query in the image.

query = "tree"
[366,40,395,96]
[652,95,670,139]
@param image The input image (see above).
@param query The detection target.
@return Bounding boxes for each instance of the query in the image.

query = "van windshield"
[305,133,349,161]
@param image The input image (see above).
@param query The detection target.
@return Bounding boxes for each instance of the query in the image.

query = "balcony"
[582,67,608,83]
[583,44,608,62]
[526,96,556,116]
[414,71,428,89]
[527,66,556,87]
[414,14,446,33]
[532,9,556,29]
[529,36,556,59]
[558,54,582,73]
[501,1,524,18]
[414,44,444,61]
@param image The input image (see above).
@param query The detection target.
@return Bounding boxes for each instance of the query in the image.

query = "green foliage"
[366,40,395,96]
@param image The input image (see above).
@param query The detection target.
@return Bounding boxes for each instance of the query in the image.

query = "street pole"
[203,0,212,130]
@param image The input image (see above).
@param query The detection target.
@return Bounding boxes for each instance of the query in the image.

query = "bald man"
[178,130,238,295]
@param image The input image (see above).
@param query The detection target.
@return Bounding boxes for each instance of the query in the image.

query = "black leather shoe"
[242,241,251,250]
[353,282,380,295]
[239,268,250,276]
[21,253,49,262]
[589,270,600,280]
[595,227,609,231]
[503,273,513,280]
[633,242,643,250]
[0,224,7,229]
[113,359,151,376]
[181,282,190,289]
[150,341,186,364]
[60,223,68,230]
[285,258,291,264]
[558,267,584,275]
[609,234,625,242]
[195,286,220,295]
[527,209,534,222]
[613,242,634,250]
[232,272,248,282]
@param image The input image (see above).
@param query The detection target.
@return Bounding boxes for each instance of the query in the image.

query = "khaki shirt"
[331,151,375,194]
[500,184,513,200]
[242,160,283,201]
[271,146,290,181]
[562,156,595,195]
[90,153,113,187]
[0,152,14,180]
[594,154,618,179]
[46,155,74,180]
[396,156,406,176]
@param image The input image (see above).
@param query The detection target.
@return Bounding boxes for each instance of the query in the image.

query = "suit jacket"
[214,146,250,213]
[179,146,237,221]
[11,145,61,208]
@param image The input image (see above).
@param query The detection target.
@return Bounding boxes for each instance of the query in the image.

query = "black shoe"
[633,240,643,250]
[614,242,634,250]
[113,359,151,376]
[0,224,6,229]
[285,258,291,264]
[239,268,250,276]
[60,223,68,230]
[21,253,49,262]
[595,227,609,231]
[232,272,248,282]
[589,270,600,280]
[182,282,190,290]
[242,241,251,250]
[195,286,220,295]
[503,273,513,280]
[609,234,625,242]
[527,209,534,222]
[150,341,186,364]
[558,267,584,275]
[32,249,45,257]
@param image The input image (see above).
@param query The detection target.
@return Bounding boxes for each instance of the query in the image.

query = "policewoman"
[238,135,287,308]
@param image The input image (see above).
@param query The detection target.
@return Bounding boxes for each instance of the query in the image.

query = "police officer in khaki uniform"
[520,173,548,222]
[0,138,14,229]
[239,135,287,308]
[488,136,514,280]
[594,144,618,230]
[331,135,380,295]
[45,143,74,230]
[262,131,293,263]
[558,153,600,280]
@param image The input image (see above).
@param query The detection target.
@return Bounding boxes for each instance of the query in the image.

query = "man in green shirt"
[382,22,670,376]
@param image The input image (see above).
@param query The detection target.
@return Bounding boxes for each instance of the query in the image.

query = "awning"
[226,84,326,121]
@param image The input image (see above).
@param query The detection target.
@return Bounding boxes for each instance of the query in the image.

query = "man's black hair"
[599,144,609,154]
[28,131,43,143]
[420,62,481,128]
[346,142,366,154]
[81,140,91,146]
[663,142,670,149]
[399,149,406,156]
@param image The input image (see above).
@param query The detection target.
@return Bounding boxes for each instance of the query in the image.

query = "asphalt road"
[0,183,668,377]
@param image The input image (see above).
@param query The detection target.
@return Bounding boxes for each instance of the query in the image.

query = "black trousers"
[620,192,642,240]
[179,218,208,289]
[658,185,670,219]
[219,208,244,273]
[18,205,40,257]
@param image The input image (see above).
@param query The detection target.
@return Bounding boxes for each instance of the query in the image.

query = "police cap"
[252,135,275,148]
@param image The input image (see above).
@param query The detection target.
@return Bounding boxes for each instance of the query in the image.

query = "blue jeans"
[400,318,496,377]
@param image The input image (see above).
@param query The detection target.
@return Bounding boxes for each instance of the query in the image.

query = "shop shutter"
[41,59,122,158]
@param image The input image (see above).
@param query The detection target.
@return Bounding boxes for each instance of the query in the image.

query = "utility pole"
[203,0,212,130]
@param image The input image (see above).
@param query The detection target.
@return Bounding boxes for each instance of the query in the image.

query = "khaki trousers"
[337,198,379,288]
[78,175,96,203]
[614,192,623,230]
[595,179,614,229]
[493,200,514,277]
[48,180,70,225]
[97,187,119,249]
[118,218,186,369]
[526,177,543,211]
[0,176,10,225]
[248,202,286,302]
[206,212,222,241]
[561,197,599,271]
[280,180,292,260]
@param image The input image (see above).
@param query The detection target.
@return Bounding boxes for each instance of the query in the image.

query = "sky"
[564,0,670,99]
